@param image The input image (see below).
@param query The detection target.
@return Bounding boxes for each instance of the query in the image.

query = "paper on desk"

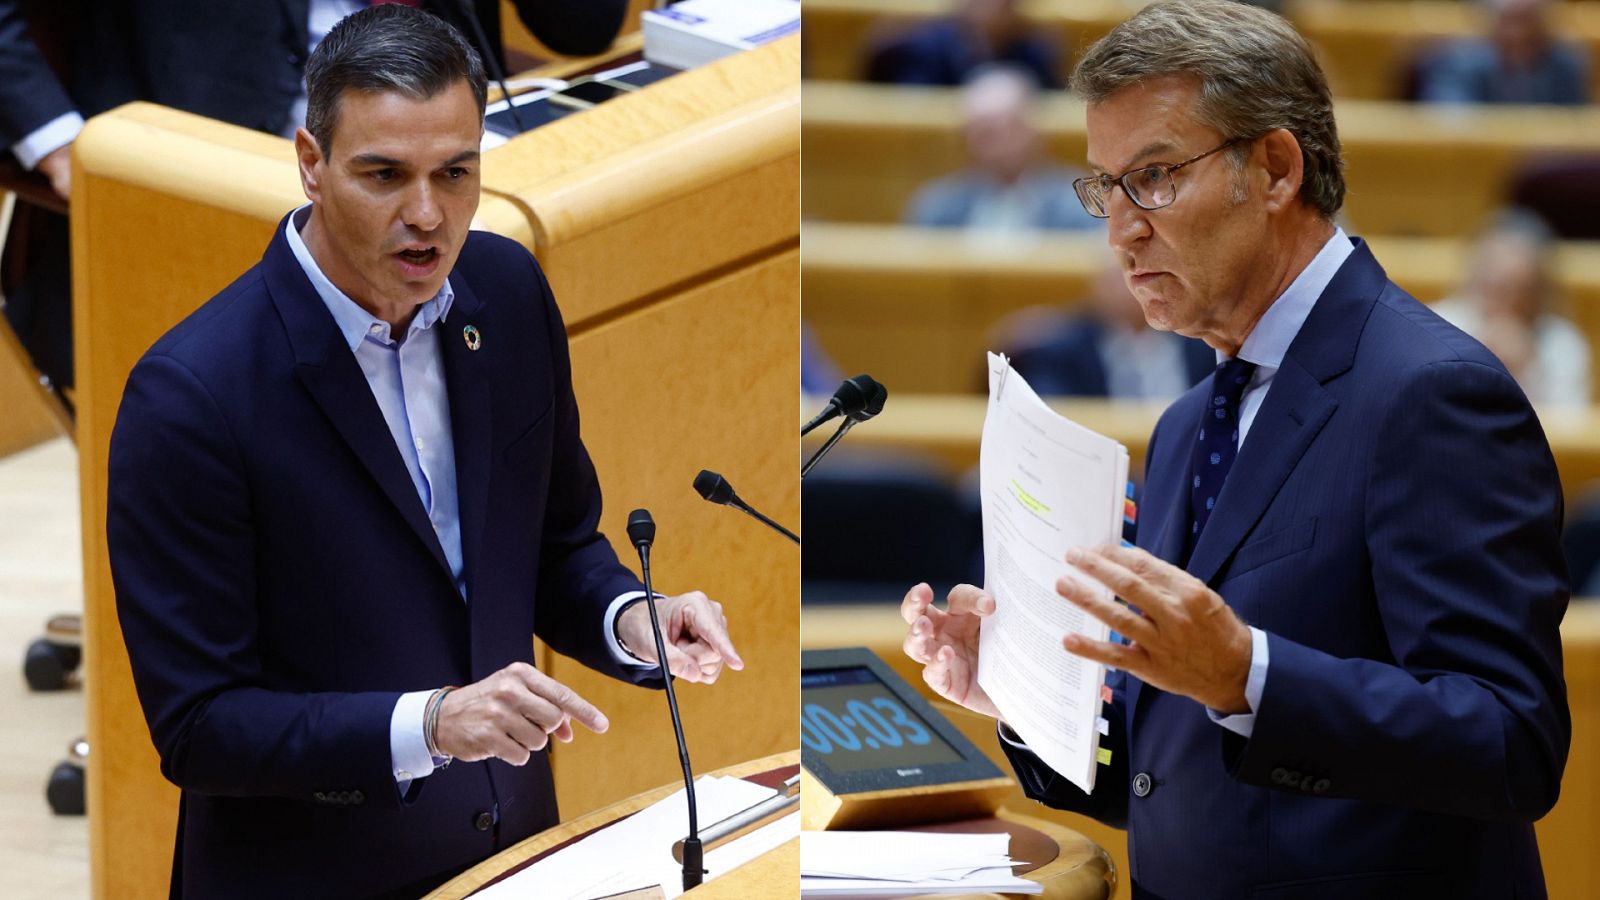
[977,353,1126,794]
[798,830,1041,897]
[471,775,784,900]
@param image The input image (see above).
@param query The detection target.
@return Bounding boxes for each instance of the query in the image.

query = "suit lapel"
[263,214,455,583]
[1185,240,1384,586]
[439,276,492,603]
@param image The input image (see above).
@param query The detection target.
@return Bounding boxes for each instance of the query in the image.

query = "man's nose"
[402,181,443,233]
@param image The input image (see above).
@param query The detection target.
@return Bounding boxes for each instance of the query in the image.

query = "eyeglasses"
[1072,138,1245,218]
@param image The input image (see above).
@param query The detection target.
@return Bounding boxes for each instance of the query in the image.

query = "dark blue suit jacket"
[107,217,658,898]
[1001,240,1570,899]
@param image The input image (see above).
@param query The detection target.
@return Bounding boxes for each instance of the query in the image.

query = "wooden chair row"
[801,0,1600,102]
[802,223,1600,396]
[802,82,1600,238]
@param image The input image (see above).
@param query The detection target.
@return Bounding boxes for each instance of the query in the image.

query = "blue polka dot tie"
[1187,357,1257,562]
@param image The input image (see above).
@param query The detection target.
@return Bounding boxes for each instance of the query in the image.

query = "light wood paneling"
[802,82,1600,238]
[801,223,1600,396]
[800,393,1600,509]
[73,37,798,899]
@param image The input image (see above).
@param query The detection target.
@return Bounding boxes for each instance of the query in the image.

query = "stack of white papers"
[642,0,800,71]
[799,830,1042,897]
[474,775,799,899]
[977,353,1125,795]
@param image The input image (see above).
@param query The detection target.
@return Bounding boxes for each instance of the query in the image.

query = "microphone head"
[626,508,656,548]
[847,375,887,421]
[831,376,872,418]
[693,470,737,506]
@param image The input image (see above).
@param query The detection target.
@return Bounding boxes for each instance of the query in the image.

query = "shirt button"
[474,811,494,832]
[396,771,412,781]
[369,324,382,334]
[1132,772,1153,797]
[415,438,425,450]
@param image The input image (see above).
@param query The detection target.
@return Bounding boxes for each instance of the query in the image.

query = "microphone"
[625,509,705,891]
[801,377,888,478]
[802,374,886,436]
[693,470,799,544]
[454,0,528,134]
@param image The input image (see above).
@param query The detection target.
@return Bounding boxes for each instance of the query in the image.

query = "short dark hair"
[304,5,488,155]
[1073,0,1345,219]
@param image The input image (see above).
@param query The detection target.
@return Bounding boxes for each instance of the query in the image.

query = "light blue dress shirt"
[284,208,649,790]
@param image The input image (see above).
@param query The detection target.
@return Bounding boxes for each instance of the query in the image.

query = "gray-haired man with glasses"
[901,1,1569,897]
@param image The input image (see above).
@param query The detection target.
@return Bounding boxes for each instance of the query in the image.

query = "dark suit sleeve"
[109,355,403,806]
[1232,360,1569,822]
[520,253,659,687]
[999,667,1131,829]
[505,0,627,57]
[0,0,77,151]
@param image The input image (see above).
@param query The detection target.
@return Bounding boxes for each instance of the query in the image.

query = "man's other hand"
[1058,545,1252,714]
[616,590,744,683]
[36,143,72,202]
[434,662,608,765]
[900,582,1001,719]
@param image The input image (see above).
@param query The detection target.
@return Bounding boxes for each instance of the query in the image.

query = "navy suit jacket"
[107,217,658,898]
[1001,240,1570,899]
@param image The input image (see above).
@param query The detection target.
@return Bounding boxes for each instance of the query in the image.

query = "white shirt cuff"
[1207,626,1269,737]
[390,689,437,790]
[12,112,84,171]
[605,590,660,668]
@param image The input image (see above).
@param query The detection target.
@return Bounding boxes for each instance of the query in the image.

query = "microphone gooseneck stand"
[626,509,705,891]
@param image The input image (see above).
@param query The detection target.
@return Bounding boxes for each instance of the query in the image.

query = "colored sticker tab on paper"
[1097,747,1114,766]
[1100,684,1114,705]
[1095,717,1110,736]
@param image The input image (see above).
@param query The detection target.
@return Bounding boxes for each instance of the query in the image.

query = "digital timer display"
[800,667,964,773]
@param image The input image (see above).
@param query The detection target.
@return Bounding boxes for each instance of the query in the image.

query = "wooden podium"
[427,750,1112,900]
[72,38,799,899]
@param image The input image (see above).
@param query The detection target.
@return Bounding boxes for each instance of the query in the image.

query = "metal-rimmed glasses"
[1072,137,1245,218]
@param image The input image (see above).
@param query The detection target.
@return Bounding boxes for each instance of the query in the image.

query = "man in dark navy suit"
[901,2,1569,897]
[106,8,736,897]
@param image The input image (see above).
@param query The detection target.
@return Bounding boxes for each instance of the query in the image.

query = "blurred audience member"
[1000,250,1214,399]
[802,321,845,396]
[904,66,1099,233]
[1417,0,1589,105]
[866,0,1060,89]
[1433,209,1591,406]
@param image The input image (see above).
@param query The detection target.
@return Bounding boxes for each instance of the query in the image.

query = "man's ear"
[1258,128,1304,214]
[295,127,324,203]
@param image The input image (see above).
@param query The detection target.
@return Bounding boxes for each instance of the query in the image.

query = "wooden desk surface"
[800,0,1600,101]
[427,752,800,899]
[802,82,1600,237]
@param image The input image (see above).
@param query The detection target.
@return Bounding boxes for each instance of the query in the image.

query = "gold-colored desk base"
[426,752,800,899]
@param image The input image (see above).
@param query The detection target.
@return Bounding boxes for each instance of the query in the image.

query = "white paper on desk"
[798,829,1041,897]
[977,353,1127,795]
[471,775,779,900]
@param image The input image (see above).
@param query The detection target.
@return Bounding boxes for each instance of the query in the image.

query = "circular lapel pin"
[463,324,482,351]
